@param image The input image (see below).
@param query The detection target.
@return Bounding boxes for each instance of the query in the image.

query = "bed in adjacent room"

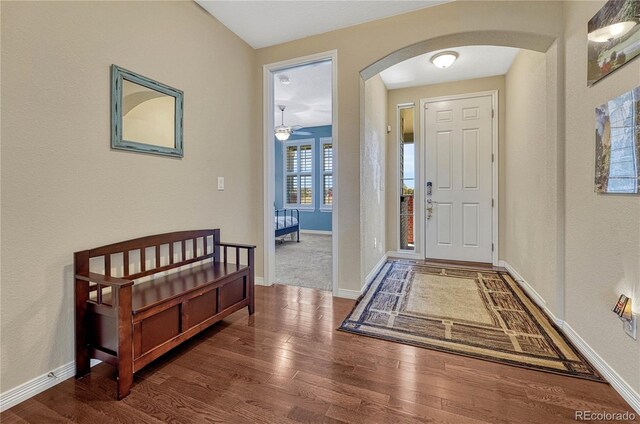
[275,209,299,242]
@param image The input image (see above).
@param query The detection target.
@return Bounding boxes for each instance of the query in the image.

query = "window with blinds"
[321,139,333,209]
[284,141,314,209]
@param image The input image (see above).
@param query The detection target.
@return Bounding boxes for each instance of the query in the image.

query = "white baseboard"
[387,250,422,260]
[335,288,362,300]
[335,253,388,300]
[364,253,389,287]
[254,276,271,286]
[562,322,640,414]
[500,260,562,327]
[501,260,640,415]
[300,229,332,235]
[0,361,75,412]
[0,359,102,412]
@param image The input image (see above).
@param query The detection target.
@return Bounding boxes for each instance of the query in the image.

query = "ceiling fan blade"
[292,131,312,135]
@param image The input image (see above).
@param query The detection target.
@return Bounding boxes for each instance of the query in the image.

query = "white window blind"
[284,140,315,209]
[320,138,333,209]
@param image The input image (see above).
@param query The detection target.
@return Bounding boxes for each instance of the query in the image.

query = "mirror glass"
[122,80,176,148]
[111,65,183,157]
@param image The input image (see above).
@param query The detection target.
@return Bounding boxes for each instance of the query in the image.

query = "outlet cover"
[623,315,637,340]
[217,177,224,191]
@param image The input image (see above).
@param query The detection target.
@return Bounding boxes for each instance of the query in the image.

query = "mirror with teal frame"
[111,65,184,158]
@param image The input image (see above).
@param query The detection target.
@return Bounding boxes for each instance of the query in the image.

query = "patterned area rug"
[340,260,604,382]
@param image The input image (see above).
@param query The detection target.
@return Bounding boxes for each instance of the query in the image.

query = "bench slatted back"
[78,229,220,281]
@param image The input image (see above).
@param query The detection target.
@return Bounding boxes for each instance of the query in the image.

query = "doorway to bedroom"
[265,54,336,292]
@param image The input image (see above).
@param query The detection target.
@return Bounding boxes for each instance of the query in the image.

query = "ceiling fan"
[274,105,311,141]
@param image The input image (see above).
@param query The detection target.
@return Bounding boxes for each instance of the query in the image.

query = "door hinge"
[492,153,495,163]
[424,104,429,110]
[492,198,494,207]
[492,243,494,252]
[491,109,495,118]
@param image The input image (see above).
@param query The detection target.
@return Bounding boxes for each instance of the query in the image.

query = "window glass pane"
[286,175,298,204]
[286,146,297,173]
[299,145,312,173]
[400,106,415,251]
[402,179,415,196]
[323,144,333,173]
[401,143,414,180]
[323,175,333,205]
[300,175,312,204]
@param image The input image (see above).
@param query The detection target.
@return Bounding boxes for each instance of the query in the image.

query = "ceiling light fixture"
[278,74,291,85]
[275,105,292,141]
[430,51,458,69]
[588,21,637,43]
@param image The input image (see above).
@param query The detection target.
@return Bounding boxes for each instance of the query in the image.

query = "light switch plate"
[217,177,224,191]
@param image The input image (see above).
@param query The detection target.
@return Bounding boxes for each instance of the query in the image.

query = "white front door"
[424,94,494,263]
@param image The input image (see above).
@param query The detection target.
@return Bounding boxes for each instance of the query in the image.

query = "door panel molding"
[421,90,498,265]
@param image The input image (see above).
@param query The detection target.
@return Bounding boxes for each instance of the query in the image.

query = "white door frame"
[420,90,499,266]
[262,50,339,295]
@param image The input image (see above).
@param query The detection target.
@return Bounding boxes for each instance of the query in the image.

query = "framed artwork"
[587,0,640,86]
[111,65,184,158]
[595,86,640,194]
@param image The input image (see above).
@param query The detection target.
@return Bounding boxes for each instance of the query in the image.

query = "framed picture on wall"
[595,86,640,194]
[587,0,640,86]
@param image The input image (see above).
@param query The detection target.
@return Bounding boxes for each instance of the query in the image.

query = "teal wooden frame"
[111,65,184,158]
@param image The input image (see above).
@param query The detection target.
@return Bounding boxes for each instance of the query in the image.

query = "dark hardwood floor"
[2,284,637,423]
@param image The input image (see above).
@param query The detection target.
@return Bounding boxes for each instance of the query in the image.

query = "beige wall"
[563,1,640,393]
[385,76,506,256]
[362,75,387,279]
[503,50,560,314]
[255,1,563,291]
[0,1,258,391]
[6,0,637,406]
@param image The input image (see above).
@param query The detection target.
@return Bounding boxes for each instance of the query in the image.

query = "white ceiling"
[380,45,521,90]
[274,60,332,128]
[196,0,451,49]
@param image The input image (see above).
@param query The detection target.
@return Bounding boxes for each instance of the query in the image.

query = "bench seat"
[74,229,255,399]
[98,262,249,313]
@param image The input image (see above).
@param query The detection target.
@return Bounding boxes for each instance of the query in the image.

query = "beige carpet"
[340,260,604,382]
[275,233,332,291]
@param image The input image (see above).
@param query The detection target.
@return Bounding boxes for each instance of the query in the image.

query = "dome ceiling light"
[430,51,459,69]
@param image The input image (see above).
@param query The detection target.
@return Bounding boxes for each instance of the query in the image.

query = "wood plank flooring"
[2,284,637,423]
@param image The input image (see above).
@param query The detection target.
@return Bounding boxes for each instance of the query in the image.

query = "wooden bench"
[74,229,255,399]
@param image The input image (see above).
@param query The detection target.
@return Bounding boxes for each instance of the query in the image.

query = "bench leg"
[117,369,133,400]
[75,348,90,379]
[75,280,90,379]
[116,285,133,400]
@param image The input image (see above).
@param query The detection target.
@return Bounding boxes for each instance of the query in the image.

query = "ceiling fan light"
[278,74,291,85]
[275,125,291,141]
[431,51,458,69]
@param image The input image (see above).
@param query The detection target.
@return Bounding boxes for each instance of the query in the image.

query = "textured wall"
[255,1,564,290]
[563,1,640,394]
[386,76,506,256]
[504,50,559,314]
[0,1,258,392]
[362,75,387,279]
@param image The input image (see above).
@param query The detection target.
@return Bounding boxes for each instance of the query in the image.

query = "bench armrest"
[217,242,256,249]
[75,272,134,287]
